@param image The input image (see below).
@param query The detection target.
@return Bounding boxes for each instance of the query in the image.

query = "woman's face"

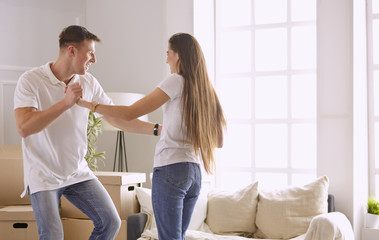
[166,45,179,74]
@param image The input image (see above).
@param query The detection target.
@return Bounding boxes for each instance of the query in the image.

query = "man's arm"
[14,83,82,138]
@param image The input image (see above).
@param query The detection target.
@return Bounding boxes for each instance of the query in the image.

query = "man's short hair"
[59,25,101,48]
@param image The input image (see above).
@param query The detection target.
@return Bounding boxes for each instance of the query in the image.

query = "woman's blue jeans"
[29,179,121,240]
[152,162,201,240]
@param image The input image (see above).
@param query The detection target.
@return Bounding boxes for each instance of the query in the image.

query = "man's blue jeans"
[152,162,201,240]
[29,179,121,240]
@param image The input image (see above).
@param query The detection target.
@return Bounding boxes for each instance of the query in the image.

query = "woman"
[77,33,226,240]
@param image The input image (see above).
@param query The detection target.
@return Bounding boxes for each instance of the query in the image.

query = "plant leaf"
[85,111,105,171]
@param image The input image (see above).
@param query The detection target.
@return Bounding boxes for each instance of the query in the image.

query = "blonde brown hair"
[169,33,226,174]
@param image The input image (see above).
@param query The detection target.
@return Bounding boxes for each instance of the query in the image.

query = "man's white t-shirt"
[14,62,112,197]
[154,73,199,168]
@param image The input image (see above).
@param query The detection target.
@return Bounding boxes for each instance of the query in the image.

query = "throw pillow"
[188,186,208,230]
[254,175,329,239]
[205,182,259,235]
[135,187,156,230]
[135,186,208,231]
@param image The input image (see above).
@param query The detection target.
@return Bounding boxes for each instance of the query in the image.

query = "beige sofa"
[128,176,354,240]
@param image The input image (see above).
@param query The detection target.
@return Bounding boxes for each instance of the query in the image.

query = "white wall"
[85,0,194,187]
[0,0,87,145]
[0,0,194,187]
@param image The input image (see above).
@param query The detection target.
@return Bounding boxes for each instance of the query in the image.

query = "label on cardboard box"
[94,171,146,185]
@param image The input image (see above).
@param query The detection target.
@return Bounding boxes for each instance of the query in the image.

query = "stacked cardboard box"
[62,218,127,240]
[0,145,37,240]
[0,145,146,240]
[61,171,146,239]
[0,145,30,206]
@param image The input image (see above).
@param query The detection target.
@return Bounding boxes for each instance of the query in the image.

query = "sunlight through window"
[195,0,317,190]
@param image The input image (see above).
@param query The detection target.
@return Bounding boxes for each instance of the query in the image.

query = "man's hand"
[64,83,82,107]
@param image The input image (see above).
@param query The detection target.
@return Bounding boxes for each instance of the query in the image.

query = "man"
[14,25,121,240]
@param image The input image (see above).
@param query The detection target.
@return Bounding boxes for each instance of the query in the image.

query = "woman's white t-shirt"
[154,73,198,168]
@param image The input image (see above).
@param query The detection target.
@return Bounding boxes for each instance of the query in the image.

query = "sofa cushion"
[205,182,259,235]
[255,175,329,239]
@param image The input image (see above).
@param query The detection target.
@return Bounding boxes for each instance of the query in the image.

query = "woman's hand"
[76,98,91,109]
[76,98,84,106]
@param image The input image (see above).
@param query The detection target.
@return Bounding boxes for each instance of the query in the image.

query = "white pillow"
[135,187,208,231]
[188,187,208,230]
[135,187,153,213]
[254,175,329,239]
[205,182,259,235]
[135,187,156,230]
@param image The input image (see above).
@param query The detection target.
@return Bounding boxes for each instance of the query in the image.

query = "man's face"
[73,39,96,75]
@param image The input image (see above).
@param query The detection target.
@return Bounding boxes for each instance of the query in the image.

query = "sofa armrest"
[127,213,148,240]
[304,212,354,240]
[328,194,335,212]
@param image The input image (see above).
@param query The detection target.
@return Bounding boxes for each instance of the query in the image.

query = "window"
[195,0,318,190]
[368,0,379,199]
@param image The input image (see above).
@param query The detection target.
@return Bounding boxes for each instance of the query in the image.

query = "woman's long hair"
[169,33,226,174]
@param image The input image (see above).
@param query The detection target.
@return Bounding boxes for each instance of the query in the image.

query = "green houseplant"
[368,196,379,215]
[366,196,379,228]
[85,111,105,171]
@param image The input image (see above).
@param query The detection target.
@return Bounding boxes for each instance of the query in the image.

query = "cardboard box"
[0,145,30,206]
[0,205,38,240]
[62,218,126,240]
[61,172,146,220]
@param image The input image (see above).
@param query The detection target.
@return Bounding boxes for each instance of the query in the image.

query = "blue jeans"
[152,162,201,240]
[29,179,121,240]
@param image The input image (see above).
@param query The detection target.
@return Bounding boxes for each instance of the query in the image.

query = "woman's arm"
[102,116,162,136]
[78,88,169,121]
[77,88,168,134]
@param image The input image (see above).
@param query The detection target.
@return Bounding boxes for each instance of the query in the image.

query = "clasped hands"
[64,82,100,111]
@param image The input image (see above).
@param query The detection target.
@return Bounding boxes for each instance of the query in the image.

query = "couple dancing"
[14,25,226,240]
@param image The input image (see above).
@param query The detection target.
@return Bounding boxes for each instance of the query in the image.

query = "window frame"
[210,0,318,190]
[367,0,379,198]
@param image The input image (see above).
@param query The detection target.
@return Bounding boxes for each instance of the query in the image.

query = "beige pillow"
[255,175,329,239]
[135,187,156,231]
[205,182,259,235]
